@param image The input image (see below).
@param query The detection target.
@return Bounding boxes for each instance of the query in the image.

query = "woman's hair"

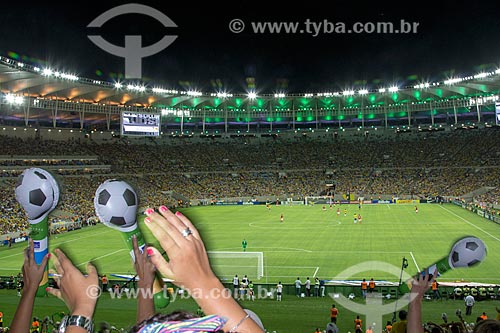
[474,320,500,333]
[129,311,224,333]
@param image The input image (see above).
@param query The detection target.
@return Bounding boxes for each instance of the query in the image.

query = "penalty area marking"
[313,266,319,278]
[75,249,125,267]
[409,251,420,272]
[439,205,500,242]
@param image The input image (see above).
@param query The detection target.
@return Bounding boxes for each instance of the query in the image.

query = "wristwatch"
[58,315,94,333]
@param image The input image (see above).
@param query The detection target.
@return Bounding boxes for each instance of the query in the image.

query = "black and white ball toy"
[449,236,487,268]
[94,179,139,230]
[15,168,60,221]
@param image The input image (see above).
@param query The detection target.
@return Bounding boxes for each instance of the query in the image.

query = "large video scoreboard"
[120,112,160,137]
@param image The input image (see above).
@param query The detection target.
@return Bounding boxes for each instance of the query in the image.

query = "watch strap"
[59,315,94,333]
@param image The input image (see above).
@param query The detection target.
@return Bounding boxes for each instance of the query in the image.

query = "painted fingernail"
[45,287,50,291]
[47,253,51,258]
[144,217,152,224]
[175,211,183,217]
[159,205,168,212]
[145,208,154,216]
[146,248,154,256]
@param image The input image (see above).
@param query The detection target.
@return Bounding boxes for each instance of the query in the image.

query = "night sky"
[1,0,500,93]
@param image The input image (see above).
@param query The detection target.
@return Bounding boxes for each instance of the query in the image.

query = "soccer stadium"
[1,3,500,333]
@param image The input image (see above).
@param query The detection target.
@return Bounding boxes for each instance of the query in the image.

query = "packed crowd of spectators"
[0,127,499,234]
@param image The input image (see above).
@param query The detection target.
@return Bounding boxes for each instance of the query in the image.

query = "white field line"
[439,205,500,242]
[410,251,420,272]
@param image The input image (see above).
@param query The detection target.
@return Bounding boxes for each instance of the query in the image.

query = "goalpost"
[304,196,334,205]
[207,251,264,281]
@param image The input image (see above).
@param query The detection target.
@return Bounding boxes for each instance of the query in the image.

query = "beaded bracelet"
[229,313,250,332]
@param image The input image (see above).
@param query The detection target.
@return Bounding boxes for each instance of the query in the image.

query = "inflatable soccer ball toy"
[449,236,487,268]
[94,179,169,309]
[14,167,60,297]
[94,179,138,230]
[15,168,60,222]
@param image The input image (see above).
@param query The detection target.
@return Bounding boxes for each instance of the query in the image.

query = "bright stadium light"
[444,77,464,85]
[414,83,430,89]
[474,72,488,79]
[42,68,53,76]
[60,73,79,81]
[378,88,386,93]
[343,90,354,96]
[247,92,257,99]
[114,82,123,89]
[388,86,399,92]
[358,89,369,95]
[5,94,15,104]
[187,91,202,97]
[496,69,500,74]
[5,94,24,105]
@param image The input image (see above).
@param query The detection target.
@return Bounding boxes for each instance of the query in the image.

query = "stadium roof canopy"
[1,56,500,132]
[1,56,500,111]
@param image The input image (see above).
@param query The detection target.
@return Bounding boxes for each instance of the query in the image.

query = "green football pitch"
[1,203,500,332]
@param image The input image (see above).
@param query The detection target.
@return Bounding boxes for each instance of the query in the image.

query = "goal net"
[305,196,335,205]
[207,251,264,281]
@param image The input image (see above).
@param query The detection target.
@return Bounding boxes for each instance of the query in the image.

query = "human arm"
[144,206,264,333]
[10,239,50,333]
[46,248,99,333]
[132,235,155,324]
[407,268,435,333]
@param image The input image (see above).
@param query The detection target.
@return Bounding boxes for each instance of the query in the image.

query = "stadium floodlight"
[474,72,488,79]
[388,86,399,92]
[42,68,53,76]
[5,94,15,104]
[358,89,369,95]
[247,92,257,99]
[187,91,202,97]
[378,88,386,93]
[17,62,24,68]
[216,92,233,98]
[5,94,24,105]
[33,67,40,72]
[114,83,123,89]
[495,69,500,74]
[343,90,354,96]
[444,77,462,85]
[60,73,79,81]
[274,93,285,98]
